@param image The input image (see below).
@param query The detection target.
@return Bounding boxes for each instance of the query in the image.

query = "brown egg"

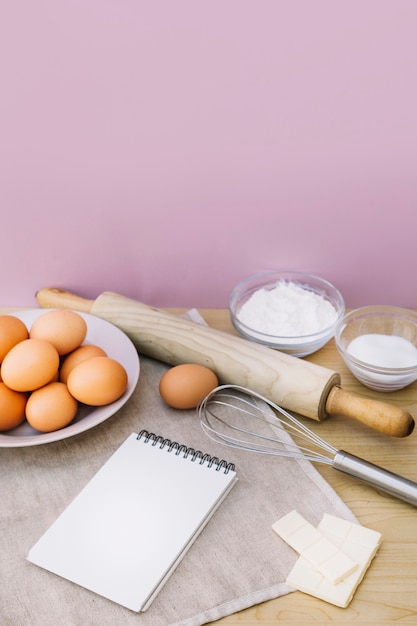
[0,315,29,362]
[67,356,128,406]
[0,382,27,431]
[25,381,78,432]
[30,309,87,355]
[1,338,60,392]
[59,344,107,384]
[159,364,219,409]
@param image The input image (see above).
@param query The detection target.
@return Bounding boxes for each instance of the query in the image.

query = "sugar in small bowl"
[335,306,417,391]
[229,270,345,357]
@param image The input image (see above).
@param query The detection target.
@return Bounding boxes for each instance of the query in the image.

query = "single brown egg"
[0,315,29,362]
[0,382,27,431]
[25,381,78,432]
[59,344,107,384]
[30,309,87,356]
[67,356,128,406]
[1,338,60,392]
[159,364,219,409]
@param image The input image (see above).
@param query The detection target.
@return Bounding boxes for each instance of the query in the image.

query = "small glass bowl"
[229,270,345,357]
[335,306,417,391]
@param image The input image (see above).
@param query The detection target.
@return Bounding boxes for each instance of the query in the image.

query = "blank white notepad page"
[27,432,237,612]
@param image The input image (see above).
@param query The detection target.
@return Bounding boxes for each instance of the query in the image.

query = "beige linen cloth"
[0,317,357,626]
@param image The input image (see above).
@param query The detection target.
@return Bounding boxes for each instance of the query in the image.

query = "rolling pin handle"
[325,386,415,437]
[35,288,94,313]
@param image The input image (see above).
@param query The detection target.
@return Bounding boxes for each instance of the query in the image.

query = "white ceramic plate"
[0,310,140,447]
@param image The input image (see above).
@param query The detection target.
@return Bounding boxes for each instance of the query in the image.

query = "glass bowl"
[334,306,417,391]
[229,270,345,357]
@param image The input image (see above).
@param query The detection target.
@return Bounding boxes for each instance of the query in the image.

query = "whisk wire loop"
[198,385,336,463]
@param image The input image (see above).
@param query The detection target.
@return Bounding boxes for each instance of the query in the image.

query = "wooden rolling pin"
[36,288,414,437]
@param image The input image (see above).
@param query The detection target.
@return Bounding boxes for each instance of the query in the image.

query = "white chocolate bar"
[271,510,358,584]
[285,513,382,608]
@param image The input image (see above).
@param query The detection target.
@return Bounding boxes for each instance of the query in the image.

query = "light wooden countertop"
[195,309,417,625]
[2,306,417,624]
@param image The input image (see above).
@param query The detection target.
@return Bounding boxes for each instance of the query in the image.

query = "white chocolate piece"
[272,510,358,583]
[285,514,382,608]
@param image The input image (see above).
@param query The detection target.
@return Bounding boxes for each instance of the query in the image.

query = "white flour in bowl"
[237,281,338,337]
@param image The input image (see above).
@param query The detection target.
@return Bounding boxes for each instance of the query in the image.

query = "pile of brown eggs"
[0,310,128,433]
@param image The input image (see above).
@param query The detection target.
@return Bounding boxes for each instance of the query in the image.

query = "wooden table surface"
[196,309,417,625]
[2,306,417,624]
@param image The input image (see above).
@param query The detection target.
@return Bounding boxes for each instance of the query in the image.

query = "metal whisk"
[198,384,417,508]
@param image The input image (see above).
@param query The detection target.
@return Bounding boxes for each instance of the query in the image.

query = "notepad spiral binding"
[137,430,235,474]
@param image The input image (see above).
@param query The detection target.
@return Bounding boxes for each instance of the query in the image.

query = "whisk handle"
[333,450,417,507]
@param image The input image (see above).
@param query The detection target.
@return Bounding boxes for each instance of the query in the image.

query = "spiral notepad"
[27,431,237,612]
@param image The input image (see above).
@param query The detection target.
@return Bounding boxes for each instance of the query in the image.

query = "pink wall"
[1,1,417,310]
